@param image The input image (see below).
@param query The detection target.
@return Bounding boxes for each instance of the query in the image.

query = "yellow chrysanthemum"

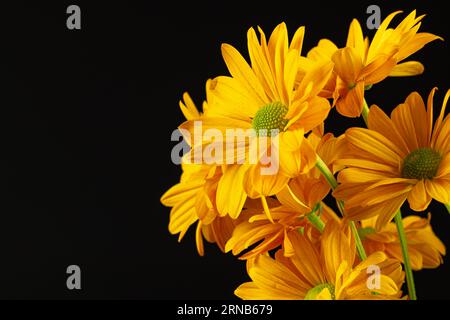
[360,214,446,270]
[235,222,404,300]
[180,22,333,221]
[225,201,341,260]
[224,198,312,260]
[334,88,450,229]
[303,10,442,117]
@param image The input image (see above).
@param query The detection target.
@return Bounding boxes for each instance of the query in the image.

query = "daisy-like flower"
[334,88,450,229]
[235,222,404,300]
[360,214,446,270]
[180,23,333,221]
[303,10,442,117]
[224,198,313,260]
[225,201,339,260]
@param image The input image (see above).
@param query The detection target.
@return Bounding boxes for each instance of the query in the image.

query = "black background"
[2,0,449,299]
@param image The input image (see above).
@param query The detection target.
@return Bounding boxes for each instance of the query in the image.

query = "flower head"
[235,222,404,300]
[360,214,446,270]
[305,10,442,117]
[180,23,334,221]
[334,88,450,229]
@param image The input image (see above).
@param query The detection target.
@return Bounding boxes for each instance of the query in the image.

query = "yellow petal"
[404,91,429,147]
[276,184,310,213]
[179,92,201,120]
[432,89,450,144]
[208,76,261,120]
[221,43,267,104]
[161,180,202,206]
[407,180,432,211]
[335,158,397,174]
[368,105,409,157]
[332,47,363,84]
[195,222,205,256]
[375,195,408,230]
[345,128,402,166]
[346,19,365,57]
[288,232,326,285]
[390,61,424,77]
[321,222,355,282]
[169,200,198,239]
[335,81,365,117]
[244,163,290,198]
[247,27,278,101]
[307,39,338,61]
[361,56,397,84]
[248,254,307,298]
[425,179,450,204]
[295,97,331,132]
[284,50,299,104]
[397,33,443,62]
[295,61,334,102]
[289,26,305,53]
[367,11,403,62]
[216,165,249,219]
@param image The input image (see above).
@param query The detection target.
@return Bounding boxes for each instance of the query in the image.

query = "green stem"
[361,99,370,127]
[350,220,367,260]
[306,204,325,233]
[445,203,450,215]
[315,155,367,260]
[316,157,338,189]
[394,210,417,300]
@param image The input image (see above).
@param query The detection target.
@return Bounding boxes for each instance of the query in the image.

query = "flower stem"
[315,155,367,260]
[306,203,325,233]
[445,203,450,215]
[316,156,338,189]
[350,221,367,260]
[361,99,370,127]
[394,210,417,300]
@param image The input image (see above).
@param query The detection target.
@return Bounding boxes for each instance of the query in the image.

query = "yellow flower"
[224,198,312,260]
[334,88,450,229]
[235,222,404,300]
[225,201,341,260]
[305,10,442,117]
[360,214,446,270]
[180,22,333,221]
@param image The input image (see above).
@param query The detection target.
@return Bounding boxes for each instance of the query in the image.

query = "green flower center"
[401,148,441,180]
[251,102,288,136]
[304,283,336,300]
[358,227,376,240]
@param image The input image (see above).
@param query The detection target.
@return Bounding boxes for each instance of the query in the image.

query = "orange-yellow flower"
[334,88,450,229]
[360,214,446,270]
[180,23,333,221]
[304,10,442,117]
[235,222,404,300]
